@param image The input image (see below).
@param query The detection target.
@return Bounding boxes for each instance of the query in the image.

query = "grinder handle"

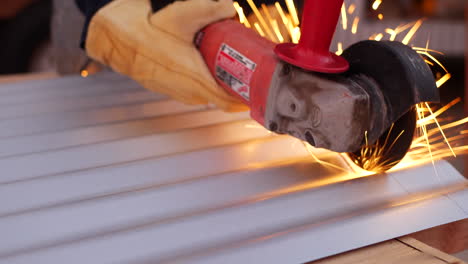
[274,0,349,73]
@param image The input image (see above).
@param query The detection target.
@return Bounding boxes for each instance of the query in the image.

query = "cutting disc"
[341,40,438,172]
[348,107,417,172]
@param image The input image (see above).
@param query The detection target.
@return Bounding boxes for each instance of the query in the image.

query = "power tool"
[196,0,439,172]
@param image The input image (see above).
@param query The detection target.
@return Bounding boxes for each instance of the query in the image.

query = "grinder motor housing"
[197,19,438,154]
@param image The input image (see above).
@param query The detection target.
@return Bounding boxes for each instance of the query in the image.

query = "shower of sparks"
[233,0,467,174]
[395,107,468,171]
[350,126,407,173]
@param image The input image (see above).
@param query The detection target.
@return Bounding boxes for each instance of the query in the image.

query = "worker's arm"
[75,0,247,112]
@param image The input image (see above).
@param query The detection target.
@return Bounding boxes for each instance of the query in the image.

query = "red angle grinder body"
[198,20,276,126]
[196,0,439,172]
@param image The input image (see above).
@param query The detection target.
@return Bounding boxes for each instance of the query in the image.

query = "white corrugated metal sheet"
[0,73,467,264]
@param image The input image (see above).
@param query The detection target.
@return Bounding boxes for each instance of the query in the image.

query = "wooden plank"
[409,219,468,254]
[398,237,465,264]
[310,239,465,264]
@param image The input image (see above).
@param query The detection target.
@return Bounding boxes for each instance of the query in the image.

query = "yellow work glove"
[85,0,247,112]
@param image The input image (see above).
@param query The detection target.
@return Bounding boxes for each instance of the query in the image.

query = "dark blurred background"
[369,0,464,20]
[0,0,52,74]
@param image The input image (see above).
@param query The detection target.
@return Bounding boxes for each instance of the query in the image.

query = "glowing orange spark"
[351,17,360,34]
[348,4,356,14]
[233,2,251,28]
[415,47,452,88]
[416,104,437,170]
[81,70,89,78]
[341,3,348,30]
[417,98,461,125]
[385,22,418,41]
[291,25,301,44]
[274,2,289,25]
[336,42,343,56]
[424,59,435,66]
[247,0,275,41]
[402,19,424,45]
[285,0,299,26]
[413,47,444,55]
[261,4,281,42]
[436,73,452,88]
[372,0,382,10]
[253,22,266,37]
[424,102,457,157]
[373,33,384,41]
[271,20,285,43]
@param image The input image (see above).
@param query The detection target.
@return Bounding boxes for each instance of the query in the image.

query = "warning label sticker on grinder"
[215,44,257,101]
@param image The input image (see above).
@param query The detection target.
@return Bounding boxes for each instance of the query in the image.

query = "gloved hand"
[85,0,248,112]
